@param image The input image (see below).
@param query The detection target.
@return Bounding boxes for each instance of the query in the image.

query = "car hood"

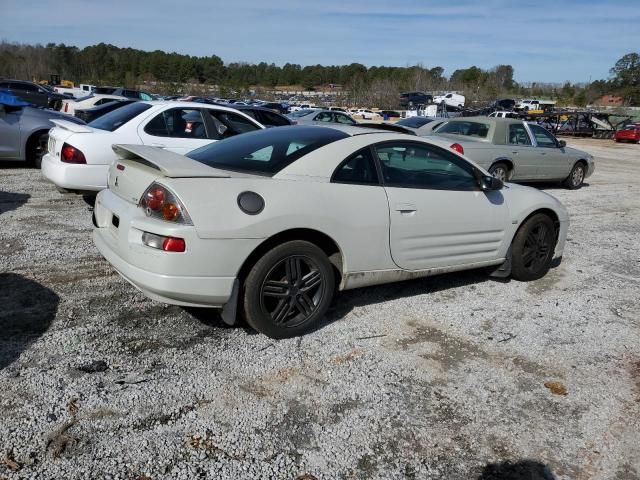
[563,145,592,159]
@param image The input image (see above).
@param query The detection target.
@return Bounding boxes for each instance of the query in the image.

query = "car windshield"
[88,102,152,131]
[436,121,490,138]
[288,109,316,118]
[186,126,349,175]
[397,117,434,128]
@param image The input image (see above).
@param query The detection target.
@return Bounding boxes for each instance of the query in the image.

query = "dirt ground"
[0,137,639,479]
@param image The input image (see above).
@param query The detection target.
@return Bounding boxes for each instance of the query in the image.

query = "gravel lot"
[1,138,639,479]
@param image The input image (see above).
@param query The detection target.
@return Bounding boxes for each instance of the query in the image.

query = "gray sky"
[1,0,637,82]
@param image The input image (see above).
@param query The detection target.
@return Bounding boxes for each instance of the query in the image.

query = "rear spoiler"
[112,144,256,179]
[49,119,94,133]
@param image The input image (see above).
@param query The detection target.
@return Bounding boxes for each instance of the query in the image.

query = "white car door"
[137,107,213,154]
[374,140,510,271]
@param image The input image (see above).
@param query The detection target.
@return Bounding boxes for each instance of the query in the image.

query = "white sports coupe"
[60,93,128,115]
[41,101,264,192]
[93,125,569,338]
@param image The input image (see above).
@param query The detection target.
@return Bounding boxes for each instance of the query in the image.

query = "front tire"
[489,162,510,182]
[563,162,585,189]
[511,214,556,281]
[242,241,335,338]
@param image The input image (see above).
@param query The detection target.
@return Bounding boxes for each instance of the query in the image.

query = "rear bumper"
[93,189,262,308]
[41,153,108,191]
[94,228,236,307]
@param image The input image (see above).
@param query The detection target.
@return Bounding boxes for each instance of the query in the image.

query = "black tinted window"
[260,111,290,127]
[89,102,152,131]
[187,126,348,175]
[397,117,433,128]
[205,110,260,139]
[144,108,207,139]
[332,148,379,185]
[374,142,477,190]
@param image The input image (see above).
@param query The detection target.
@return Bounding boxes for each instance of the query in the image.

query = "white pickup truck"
[53,84,96,99]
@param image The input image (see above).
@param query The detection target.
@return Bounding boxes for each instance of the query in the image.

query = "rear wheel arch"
[489,158,514,179]
[25,129,50,167]
[236,228,344,286]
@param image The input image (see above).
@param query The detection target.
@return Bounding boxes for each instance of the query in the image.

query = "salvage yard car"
[430,117,595,189]
[41,101,264,192]
[613,124,640,143]
[288,109,357,125]
[0,90,85,167]
[93,125,569,339]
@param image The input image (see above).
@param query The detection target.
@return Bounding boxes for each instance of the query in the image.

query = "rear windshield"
[397,117,434,128]
[186,126,348,175]
[88,102,152,131]
[436,121,490,138]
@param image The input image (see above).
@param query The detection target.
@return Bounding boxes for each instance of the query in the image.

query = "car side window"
[315,112,332,122]
[335,113,355,125]
[205,110,260,140]
[508,124,532,146]
[374,142,477,190]
[332,148,379,185]
[144,108,207,139]
[529,124,558,148]
[261,111,290,126]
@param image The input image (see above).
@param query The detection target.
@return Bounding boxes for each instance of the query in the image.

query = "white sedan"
[60,94,128,114]
[41,101,264,192]
[93,125,569,338]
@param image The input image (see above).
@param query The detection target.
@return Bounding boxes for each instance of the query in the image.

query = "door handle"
[395,203,417,213]
[540,152,547,155]
[151,143,166,148]
[511,151,519,154]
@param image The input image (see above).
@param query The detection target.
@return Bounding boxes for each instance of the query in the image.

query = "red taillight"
[143,186,166,211]
[61,143,86,164]
[162,237,186,252]
[64,103,68,112]
[450,143,464,155]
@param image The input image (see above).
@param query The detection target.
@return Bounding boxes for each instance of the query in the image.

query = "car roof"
[445,116,522,125]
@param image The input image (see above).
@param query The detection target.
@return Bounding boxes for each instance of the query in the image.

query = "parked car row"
[2,88,598,339]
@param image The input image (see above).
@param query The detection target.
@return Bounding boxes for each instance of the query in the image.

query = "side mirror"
[557,140,566,148]
[479,174,503,191]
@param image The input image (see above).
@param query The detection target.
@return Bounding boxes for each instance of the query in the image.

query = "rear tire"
[563,162,586,189]
[242,240,335,339]
[489,162,510,182]
[511,214,556,281]
[27,132,48,169]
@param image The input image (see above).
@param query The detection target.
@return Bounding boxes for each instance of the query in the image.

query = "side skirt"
[341,258,506,290]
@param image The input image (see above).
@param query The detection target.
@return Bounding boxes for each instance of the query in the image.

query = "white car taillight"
[139,182,192,225]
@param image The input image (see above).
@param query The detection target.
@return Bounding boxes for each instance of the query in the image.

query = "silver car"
[429,117,595,189]
[0,91,85,167]
[287,109,357,126]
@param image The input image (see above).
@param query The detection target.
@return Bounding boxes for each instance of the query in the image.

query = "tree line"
[0,42,638,107]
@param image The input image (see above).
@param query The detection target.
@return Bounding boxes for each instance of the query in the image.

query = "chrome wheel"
[490,165,508,182]
[570,165,585,188]
[260,255,325,328]
[521,222,553,274]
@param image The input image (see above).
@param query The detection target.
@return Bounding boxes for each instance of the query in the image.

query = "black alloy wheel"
[511,214,556,281]
[243,240,335,338]
[260,255,324,327]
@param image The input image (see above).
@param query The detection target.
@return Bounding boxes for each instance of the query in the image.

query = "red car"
[614,124,640,143]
